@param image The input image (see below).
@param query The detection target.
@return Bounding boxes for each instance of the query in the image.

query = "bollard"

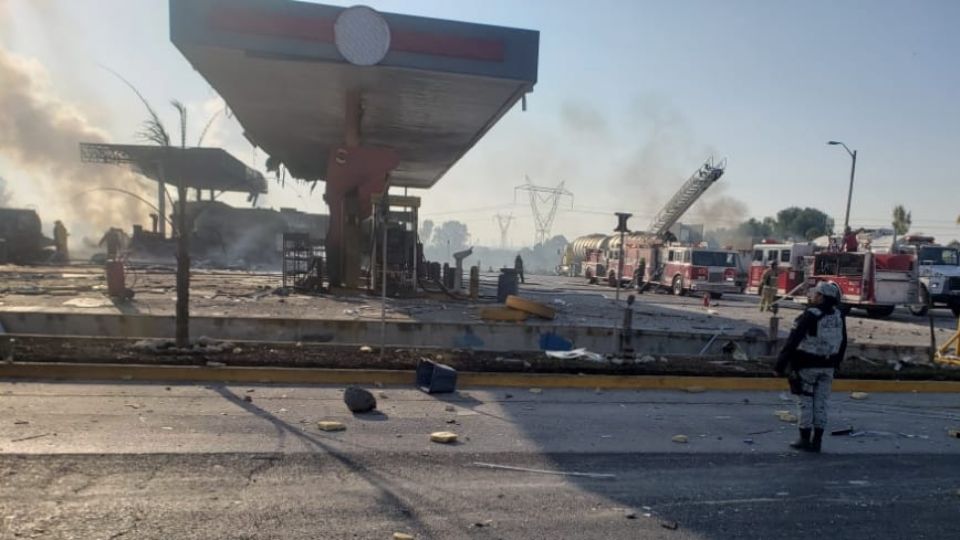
[767,315,781,355]
[619,295,636,354]
[469,266,479,300]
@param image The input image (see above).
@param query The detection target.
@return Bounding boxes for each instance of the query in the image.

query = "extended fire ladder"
[647,157,726,238]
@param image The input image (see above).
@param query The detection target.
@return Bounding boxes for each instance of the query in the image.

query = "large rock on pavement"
[343,386,377,413]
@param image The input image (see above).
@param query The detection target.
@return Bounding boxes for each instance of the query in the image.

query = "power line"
[515,175,573,246]
[494,213,515,248]
[421,203,516,217]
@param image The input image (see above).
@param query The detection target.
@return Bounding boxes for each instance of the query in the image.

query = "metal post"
[843,150,857,231]
[157,163,166,238]
[614,212,631,302]
[412,205,418,292]
[616,229,625,301]
[380,194,388,361]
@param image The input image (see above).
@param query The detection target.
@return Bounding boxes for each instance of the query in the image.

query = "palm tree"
[110,68,222,347]
[892,205,912,247]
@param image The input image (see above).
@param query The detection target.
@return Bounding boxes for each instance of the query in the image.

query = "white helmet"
[814,281,841,301]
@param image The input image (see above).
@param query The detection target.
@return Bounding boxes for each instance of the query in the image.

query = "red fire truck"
[802,251,919,318]
[586,241,742,298]
[746,242,816,296]
[574,157,730,290]
[642,245,742,297]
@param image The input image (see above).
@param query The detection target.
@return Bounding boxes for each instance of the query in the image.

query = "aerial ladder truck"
[581,158,727,286]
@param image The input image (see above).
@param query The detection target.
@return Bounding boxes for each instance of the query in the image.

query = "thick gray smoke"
[0,47,153,240]
[0,176,11,206]
[688,179,749,230]
[560,100,608,136]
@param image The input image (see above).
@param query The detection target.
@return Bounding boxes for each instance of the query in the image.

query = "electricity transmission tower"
[494,213,515,248]
[515,176,573,246]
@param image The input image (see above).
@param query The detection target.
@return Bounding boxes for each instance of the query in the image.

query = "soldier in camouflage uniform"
[775,281,847,453]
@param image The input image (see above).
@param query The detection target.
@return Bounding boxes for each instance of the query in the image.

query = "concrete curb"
[2,362,959,393]
[0,309,932,362]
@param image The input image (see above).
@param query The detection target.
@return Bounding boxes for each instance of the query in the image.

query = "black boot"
[790,428,812,450]
[807,428,824,453]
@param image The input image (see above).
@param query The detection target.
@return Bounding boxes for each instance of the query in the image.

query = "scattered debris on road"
[343,386,377,413]
[671,434,689,444]
[776,411,798,423]
[661,520,679,530]
[849,430,895,438]
[317,421,346,432]
[505,295,556,320]
[393,533,414,540]
[430,431,458,444]
[10,432,52,443]
[472,462,616,479]
[684,386,706,393]
[850,391,870,400]
[545,348,603,361]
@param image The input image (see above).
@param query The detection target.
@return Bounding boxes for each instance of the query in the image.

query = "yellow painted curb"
[0,363,958,393]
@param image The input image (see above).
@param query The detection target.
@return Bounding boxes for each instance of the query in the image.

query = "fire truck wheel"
[865,305,896,318]
[908,286,930,317]
[608,271,618,288]
[672,276,685,296]
[709,292,723,300]
[951,304,960,318]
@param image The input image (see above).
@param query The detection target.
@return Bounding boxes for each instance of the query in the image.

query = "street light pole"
[828,141,857,231]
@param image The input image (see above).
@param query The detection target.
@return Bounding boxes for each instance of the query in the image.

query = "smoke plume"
[0,47,153,240]
[0,176,11,206]
[560,100,608,136]
[689,179,749,229]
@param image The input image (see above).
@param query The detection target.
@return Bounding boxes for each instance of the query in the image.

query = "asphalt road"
[2,382,959,539]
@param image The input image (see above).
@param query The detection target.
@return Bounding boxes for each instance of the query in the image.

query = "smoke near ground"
[0,176,11,206]
[0,47,153,244]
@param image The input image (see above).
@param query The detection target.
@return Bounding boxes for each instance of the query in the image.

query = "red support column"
[324,145,399,289]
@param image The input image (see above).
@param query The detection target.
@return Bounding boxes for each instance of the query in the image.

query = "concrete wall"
[0,309,927,364]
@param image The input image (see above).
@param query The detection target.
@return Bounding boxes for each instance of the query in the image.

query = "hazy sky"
[1,0,958,245]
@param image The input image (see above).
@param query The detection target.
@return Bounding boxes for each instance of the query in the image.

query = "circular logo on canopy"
[334,6,391,66]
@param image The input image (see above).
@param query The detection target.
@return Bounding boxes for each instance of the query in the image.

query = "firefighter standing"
[774,281,847,453]
[842,227,859,252]
[53,220,69,263]
[99,228,124,260]
[758,260,779,312]
[514,254,525,284]
[634,257,646,292]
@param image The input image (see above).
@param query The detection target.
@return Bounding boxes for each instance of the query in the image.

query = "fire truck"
[803,250,919,318]
[578,158,728,290]
[746,242,816,296]
[869,234,960,317]
[636,244,742,297]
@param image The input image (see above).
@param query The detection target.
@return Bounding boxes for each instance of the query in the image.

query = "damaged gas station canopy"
[79,143,268,194]
[169,0,540,187]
